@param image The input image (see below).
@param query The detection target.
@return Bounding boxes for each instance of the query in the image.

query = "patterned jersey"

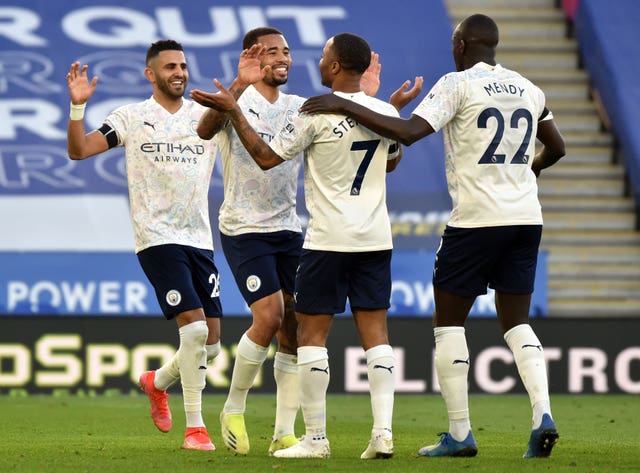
[269,91,400,252]
[412,62,551,227]
[105,96,217,253]
[218,85,304,236]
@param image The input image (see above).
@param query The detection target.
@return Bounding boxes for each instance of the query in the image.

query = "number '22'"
[477,107,532,164]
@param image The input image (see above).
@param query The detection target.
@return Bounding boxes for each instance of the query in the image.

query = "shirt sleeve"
[103,106,128,147]
[269,110,317,161]
[411,72,463,132]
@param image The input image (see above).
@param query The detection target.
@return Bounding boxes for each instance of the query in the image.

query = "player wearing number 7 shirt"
[192,32,423,459]
[300,14,566,459]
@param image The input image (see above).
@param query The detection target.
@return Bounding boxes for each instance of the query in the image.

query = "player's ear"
[144,67,154,84]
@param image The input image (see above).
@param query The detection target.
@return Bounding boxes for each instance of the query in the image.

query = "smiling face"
[145,49,188,99]
[256,33,292,87]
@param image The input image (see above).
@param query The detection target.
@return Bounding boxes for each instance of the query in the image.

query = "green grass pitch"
[1,393,638,472]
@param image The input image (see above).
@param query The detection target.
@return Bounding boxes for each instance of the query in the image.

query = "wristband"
[69,102,86,120]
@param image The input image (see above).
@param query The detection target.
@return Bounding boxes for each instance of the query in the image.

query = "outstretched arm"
[194,79,284,170]
[194,43,267,139]
[66,61,109,160]
[531,117,565,177]
[300,94,433,146]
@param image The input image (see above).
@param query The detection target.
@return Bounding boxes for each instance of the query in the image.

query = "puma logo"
[310,366,329,374]
[198,366,207,370]
[452,358,469,365]
[522,344,542,351]
[373,364,394,374]
[143,121,156,130]
[248,108,260,119]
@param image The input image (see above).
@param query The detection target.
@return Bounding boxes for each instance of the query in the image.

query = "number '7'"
[350,139,380,195]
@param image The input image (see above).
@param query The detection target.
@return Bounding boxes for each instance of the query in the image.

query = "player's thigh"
[275,232,303,296]
[434,225,518,298]
[220,234,280,305]
[189,247,223,318]
[294,249,348,315]
[347,250,392,311]
[490,225,542,295]
[137,244,218,319]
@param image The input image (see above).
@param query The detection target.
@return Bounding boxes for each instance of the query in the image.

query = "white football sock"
[153,341,220,392]
[154,354,179,391]
[365,344,395,434]
[223,332,269,414]
[206,341,221,364]
[434,326,471,441]
[273,352,299,439]
[297,346,330,441]
[504,324,551,428]
[178,320,208,428]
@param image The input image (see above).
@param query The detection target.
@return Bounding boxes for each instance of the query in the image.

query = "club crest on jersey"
[166,289,182,306]
[246,275,261,292]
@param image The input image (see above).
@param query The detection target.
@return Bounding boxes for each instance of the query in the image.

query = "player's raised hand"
[389,76,424,111]
[66,62,98,105]
[237,43,268,87]
[190,79,237,112]
[360,51,381,97]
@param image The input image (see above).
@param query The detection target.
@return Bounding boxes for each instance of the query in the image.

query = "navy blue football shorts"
[433,225,542,297]
[294,249,392,315]
[137,244,223,320]
[220,230,303,306]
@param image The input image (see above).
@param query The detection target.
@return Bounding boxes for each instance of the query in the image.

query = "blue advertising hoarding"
[0,250,548,316]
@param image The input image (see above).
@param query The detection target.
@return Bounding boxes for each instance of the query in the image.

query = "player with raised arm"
[192,32,422,459]
[66,40,223,451]
[300,14,566,459]
[191,27,401,456]
[196,27,306,457]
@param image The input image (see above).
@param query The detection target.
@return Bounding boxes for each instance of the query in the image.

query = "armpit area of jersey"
[538,107,553,122]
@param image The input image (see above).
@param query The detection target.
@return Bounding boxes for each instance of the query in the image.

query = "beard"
[157,78,186,98]
[264,70,289,87]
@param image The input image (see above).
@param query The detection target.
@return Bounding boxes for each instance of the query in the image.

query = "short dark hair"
[146,39,184,65]
[332,33,371,74]
[459,14,499,48]
[242,27,284,50]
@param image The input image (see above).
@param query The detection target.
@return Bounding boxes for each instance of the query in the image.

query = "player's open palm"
[66,62,98,105]
[390,76,424,111]
[237,43,268,86]
[190,79,237,113]
[360,52,381,97]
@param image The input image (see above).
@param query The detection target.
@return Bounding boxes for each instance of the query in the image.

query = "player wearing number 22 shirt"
[412,61,549,227]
